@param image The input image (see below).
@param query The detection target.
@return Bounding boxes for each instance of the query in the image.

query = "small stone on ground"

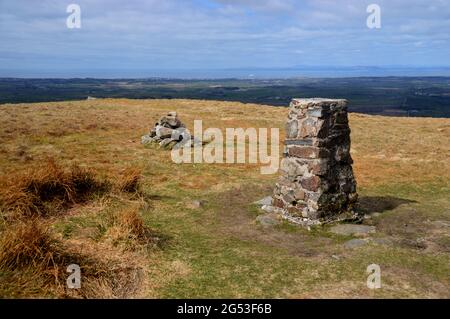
[253,196,273,207]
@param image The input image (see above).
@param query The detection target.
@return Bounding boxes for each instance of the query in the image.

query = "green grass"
[138,176,450,298]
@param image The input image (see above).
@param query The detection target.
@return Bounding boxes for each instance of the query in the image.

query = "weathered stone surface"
[285,138,314,146]
[285,120,298,138]
[253,196,273,207]
[335,144,352,163]
[159,111,184,128]
[307,107,327,118]
[280,158,308,178]
[287,205,303,216]
[270,98,358,226]
[261,205,277,213]
[156,126,174,139]
[300,175,321,192]
[281,190,296,204]
[307,159,328,175]
[329,224,376,237]
[293,188,305,200]
[288,146,328,159]
[272,198,284,208]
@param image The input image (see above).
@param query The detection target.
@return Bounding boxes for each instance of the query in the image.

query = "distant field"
[1,77,450,117]
[0,99,449,298]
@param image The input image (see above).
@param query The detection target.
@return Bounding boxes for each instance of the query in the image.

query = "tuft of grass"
[0,159,110,219]
[106,206,160,250]
[116,167,142,194]
[118,207,147,238]
[0,220,98,295]
[0,220,62,271]
[0,219,144,298]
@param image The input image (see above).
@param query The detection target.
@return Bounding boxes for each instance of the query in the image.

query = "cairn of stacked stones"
[269,98,358,226]
[141,111,189,149]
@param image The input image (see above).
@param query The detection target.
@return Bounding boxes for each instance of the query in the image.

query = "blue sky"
[0,0,449,77]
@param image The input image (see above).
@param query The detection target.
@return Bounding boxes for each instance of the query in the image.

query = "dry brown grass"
[0,220,146,298]
[0,156,151,297]
[116,167,142,194]
[106,205,159,250]
[118,206,147,238]
[0,220,97,295]
[0,220,62,271]
[0,159,110,219]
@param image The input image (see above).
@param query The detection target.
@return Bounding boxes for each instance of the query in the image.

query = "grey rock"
[307,108,325,118]
[285,120,298,138]
[329,224,376,237]
[281,191,296,204]
[156,125,174,139]
[280,158,308,178]
[254,196,273,207]
[158,111,184,128]
[285,139,313,146]
[171,128,189,141]
[256,213,281,227]
[344,238,369,249]
[261,205,276,213]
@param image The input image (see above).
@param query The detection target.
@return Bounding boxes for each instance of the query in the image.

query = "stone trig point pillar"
[271,98,358,226]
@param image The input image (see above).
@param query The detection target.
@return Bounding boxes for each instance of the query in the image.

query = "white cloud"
[0,0,448,70]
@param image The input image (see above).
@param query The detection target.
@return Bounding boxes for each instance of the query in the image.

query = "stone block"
[300,175,321,192]
[288,146,329,159]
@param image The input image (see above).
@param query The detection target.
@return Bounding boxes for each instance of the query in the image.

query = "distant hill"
[1,77,450,117]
